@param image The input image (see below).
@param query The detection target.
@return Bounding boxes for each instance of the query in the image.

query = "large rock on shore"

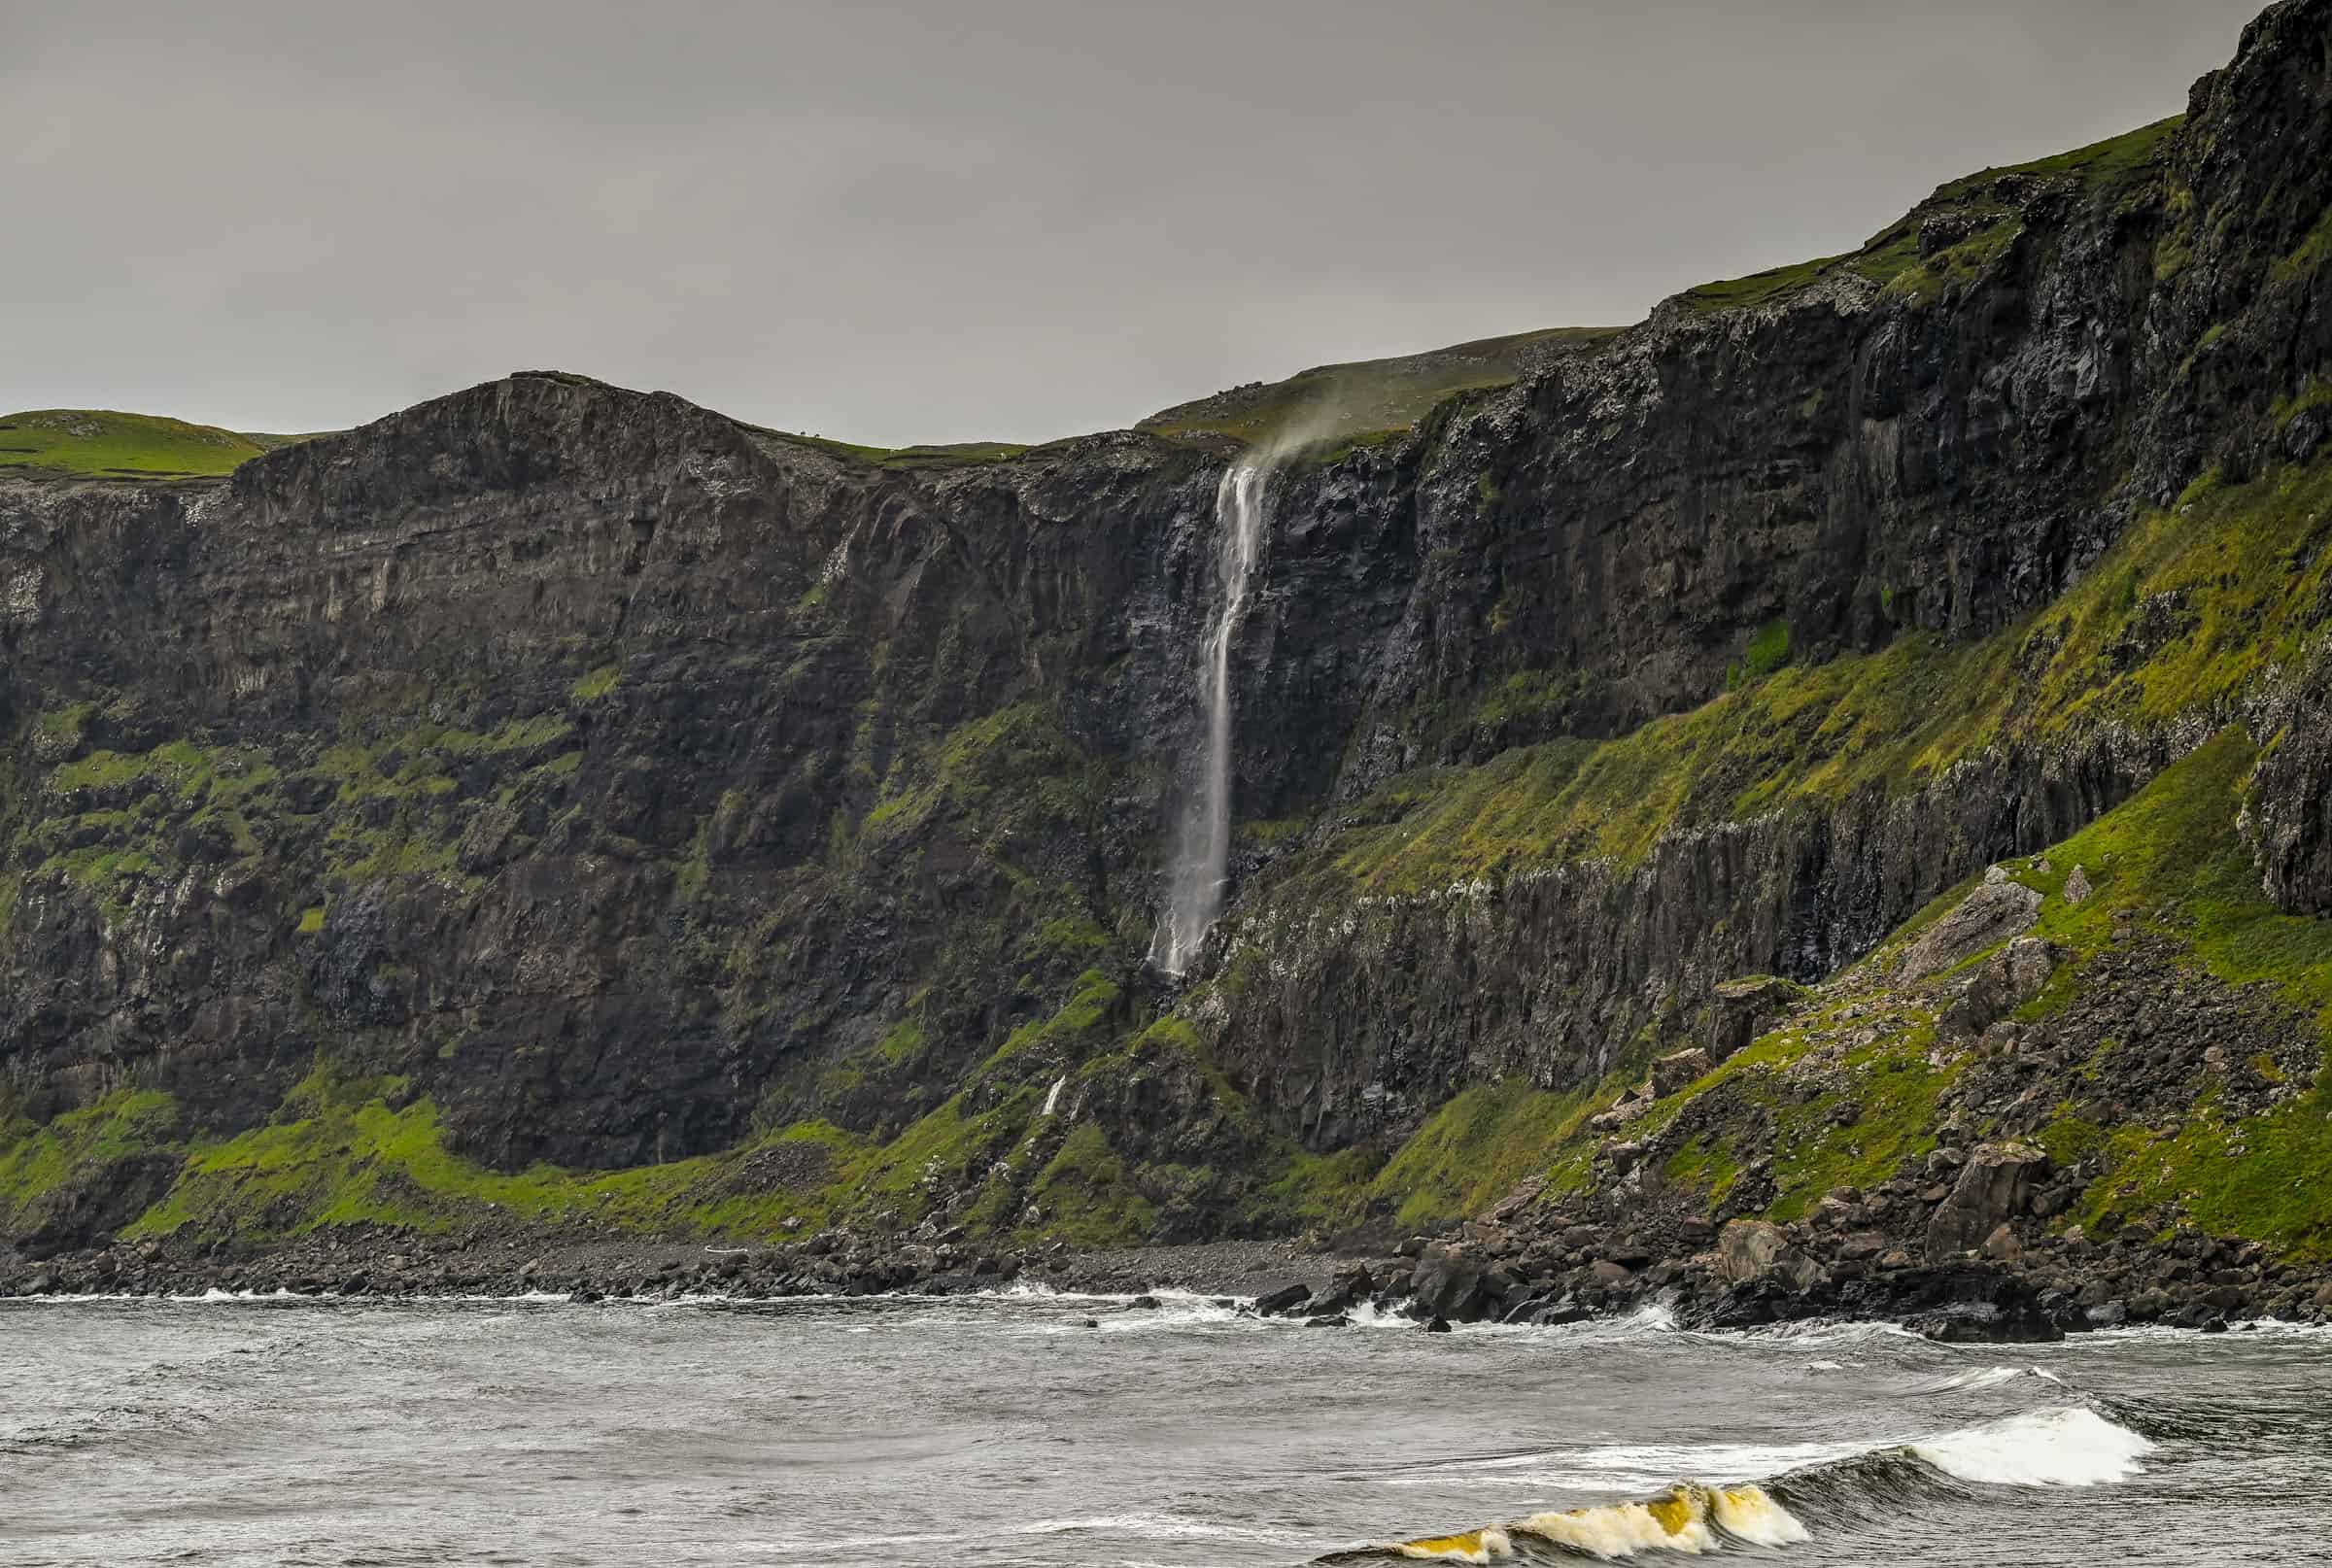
[1408,1244,1499,1321]
[1926,1143,2051,1261]
[1716,1220,1825,1292]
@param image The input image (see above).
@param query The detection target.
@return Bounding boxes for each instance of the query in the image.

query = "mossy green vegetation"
[1933,116,2183,207]
[743,424,1032,471]
[1679,117,2178,320]
[2005,733,2332,1257]
[1299,460,2332,894]
[0,1089,182,1231]
[568,664,621,701]
[0,409,265,480]
[1527,733,2332,1252]
[1260,1079,1613,1233]
[1679,255,1852,315]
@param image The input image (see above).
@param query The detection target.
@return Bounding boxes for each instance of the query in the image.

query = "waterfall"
[1151,456,1273,976]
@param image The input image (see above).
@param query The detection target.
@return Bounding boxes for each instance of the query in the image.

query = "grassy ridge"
[0,409,266,480]
[1677,118,2182,316]
[1138,327,1622,452]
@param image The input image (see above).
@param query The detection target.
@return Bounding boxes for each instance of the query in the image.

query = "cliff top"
[0,39,2238,487]
[0,408,279,482]
[1134,325,1623,454]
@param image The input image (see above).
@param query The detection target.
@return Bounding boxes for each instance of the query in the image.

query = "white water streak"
[1152,459,1274,975]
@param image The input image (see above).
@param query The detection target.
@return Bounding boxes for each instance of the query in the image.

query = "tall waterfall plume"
[1151,456,1276,976]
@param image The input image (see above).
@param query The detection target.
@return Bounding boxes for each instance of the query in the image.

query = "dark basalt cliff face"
[3,0,2331,1257]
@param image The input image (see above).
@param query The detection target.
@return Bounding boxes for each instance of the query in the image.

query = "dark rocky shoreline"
[10,1204,2328,1344]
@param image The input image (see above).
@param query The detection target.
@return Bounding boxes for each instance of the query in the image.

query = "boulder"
[1938,937,2058,1038]
[1311,1265,1375,1316]
[2063,866,2094,904]
[1927,1143,2052,1261]
[1252,1282,1312,1318]
[1702,975,1809,1064]
[1896,879,2043,982]
[1651,1047,1712,1099]
[1716,1220,1825,1293]
[1409,1244,1495,1322]
[1587,1099,1654,1135]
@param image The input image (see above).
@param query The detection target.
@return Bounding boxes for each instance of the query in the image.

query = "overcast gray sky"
[1,0,2267,445]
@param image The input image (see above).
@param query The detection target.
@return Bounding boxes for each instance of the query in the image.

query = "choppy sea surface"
[5,1286,2329,1566]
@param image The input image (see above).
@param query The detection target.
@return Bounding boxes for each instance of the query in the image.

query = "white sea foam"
[1917,1365,2028,1394]
[1911,1407,2153,1486]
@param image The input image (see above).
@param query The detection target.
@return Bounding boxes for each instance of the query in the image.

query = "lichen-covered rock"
[1897,881,2045,984]
[1927,1143,2052,1261]
[1717,1220,1826,1292]
[1652,1048,1713,1099]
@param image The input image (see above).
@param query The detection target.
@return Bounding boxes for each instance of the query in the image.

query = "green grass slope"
[0,409,267,480]
[1138,326,1622,454]
[1287,459,2332,897]
[1269,730,2332,1259]
[1677,117,2183,315]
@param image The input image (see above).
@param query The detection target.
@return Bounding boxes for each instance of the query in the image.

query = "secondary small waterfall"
[1151,457,1273,976]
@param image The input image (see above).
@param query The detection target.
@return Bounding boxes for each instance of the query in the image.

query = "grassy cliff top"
[7,112,2184,481]
[0,409,271,481]
[1674,117,2186,316]
[1137,326,1623,452]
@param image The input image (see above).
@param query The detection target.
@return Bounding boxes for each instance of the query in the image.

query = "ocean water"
[5,1287,2328,1565]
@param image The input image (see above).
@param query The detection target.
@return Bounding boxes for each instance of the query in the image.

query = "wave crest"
[1324,1406,2152,1562]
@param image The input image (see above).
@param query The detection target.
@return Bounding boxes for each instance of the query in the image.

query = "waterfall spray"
[1151,456,1275,976]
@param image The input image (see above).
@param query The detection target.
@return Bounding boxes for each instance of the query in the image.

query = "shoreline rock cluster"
[8,1198,2328,1344]
[1355,1160,2332,1340]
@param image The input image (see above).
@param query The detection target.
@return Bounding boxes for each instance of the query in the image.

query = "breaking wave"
[1322,1406,2152,1561]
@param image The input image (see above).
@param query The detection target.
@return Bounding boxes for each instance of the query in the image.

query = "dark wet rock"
[1423,1315,1453,1333]
[1526,1297,1595,1328]
[1408,1244,1497,1322]
[1310,1265,1375,1316]
[1252,1282,1313,1318]
[1909,1300,2065,1345]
